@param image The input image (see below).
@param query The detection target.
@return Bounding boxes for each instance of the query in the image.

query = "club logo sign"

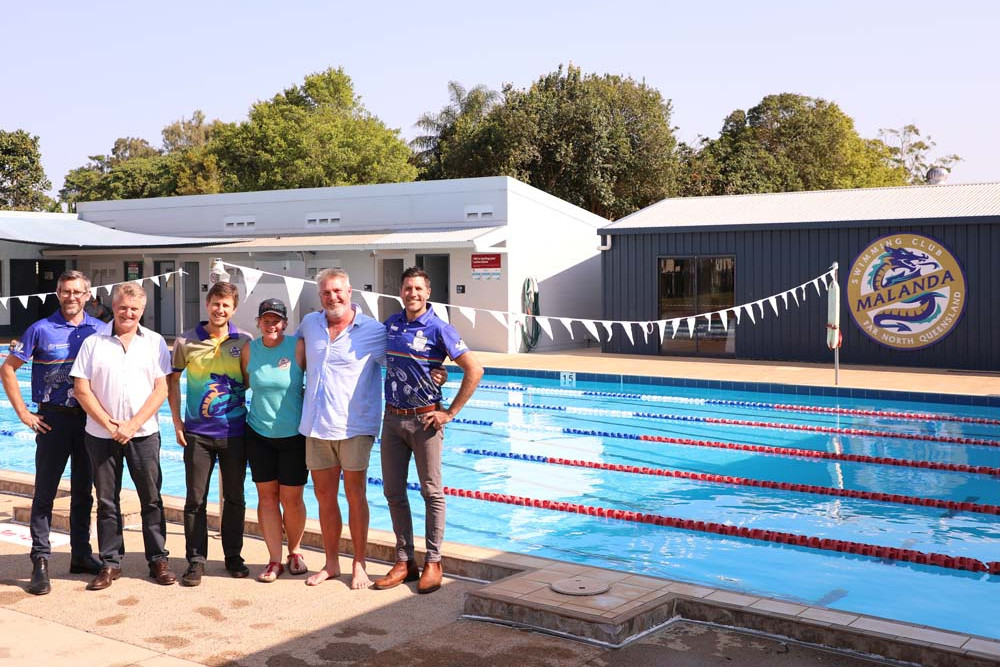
[848,233,966,350]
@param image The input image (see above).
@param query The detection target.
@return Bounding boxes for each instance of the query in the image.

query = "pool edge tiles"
[470,365,1000,407]
[6,472,999,667]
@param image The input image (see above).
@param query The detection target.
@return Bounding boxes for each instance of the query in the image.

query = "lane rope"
[469,381,1000,426]
[447,418,1000,476]
[364,475,999,575]
[458,447,1000,515]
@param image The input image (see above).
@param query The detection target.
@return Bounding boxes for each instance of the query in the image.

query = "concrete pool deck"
[1,351,999,666]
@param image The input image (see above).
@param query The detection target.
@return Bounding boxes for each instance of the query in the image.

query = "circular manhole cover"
[549,576,610,596]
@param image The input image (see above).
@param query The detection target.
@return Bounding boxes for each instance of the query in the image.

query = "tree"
[212,67,416,191]
[411,81,499,180]
[162,110,219,153]
[0,129,54,210]
[417,65,679,219]
[683,94,909,195]
[878,124,961,184]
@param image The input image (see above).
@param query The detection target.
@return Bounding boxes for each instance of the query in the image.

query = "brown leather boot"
[417,561,442,594]
[372,560,419,590]
[87,566,121,591]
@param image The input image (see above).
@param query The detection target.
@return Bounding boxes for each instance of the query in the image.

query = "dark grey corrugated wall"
[600,217,999,371]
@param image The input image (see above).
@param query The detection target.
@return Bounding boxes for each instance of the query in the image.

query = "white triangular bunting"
[685,316,696,337]
[283,277,305,310]
[756,300,765,318]
[732,307,741,325]
[581,319,601,341]
[90,287,99,299]
[431,302,449,324]
[812,278,822,296]
[242,268,263,295]
[791,289,799,307]
[488,310,508,329]
[719,310,728,331]
[781,291,789,308]
[599,320,614,342]
[18,295,30,308]
[358,290,379,318]
[103,285,113,296]
[768,296,779,317]
[556,317,575,340]
[149,275,161,287]
[744,304,756,324]
[0,297,7,309]
[620,322,634,346]
[458,306,476,327]
[670,319,680,338]
[535,316,553,340]
[657,320,667,343]
[800,285,808,301]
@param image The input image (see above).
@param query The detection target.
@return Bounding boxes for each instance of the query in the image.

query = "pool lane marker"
[472,382,1000,426]
[448,418,1000,476]
[482,400,1000,448]
[365,475,999,575]
[458,447,1000,515]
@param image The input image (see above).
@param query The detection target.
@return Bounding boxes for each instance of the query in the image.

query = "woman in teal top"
[240,298,308,582]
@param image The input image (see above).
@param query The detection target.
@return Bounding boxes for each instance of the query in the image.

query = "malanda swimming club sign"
[847,233,967,350]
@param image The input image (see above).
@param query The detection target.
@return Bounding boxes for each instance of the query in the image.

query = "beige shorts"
[306,435,375,472]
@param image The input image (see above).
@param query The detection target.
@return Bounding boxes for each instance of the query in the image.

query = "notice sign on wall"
[472,253,502,281]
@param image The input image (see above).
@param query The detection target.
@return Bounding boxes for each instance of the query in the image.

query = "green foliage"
[212,67,416,191]
[0,129,54,210]
[415,65,679,219]
[59,68,415,206]
[878,124,961,184]
[681,94,910,195]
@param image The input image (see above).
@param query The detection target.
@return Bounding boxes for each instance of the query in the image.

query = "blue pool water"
[2,366,998,639]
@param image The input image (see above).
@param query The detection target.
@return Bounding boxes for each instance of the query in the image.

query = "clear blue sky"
[3,1,996,198]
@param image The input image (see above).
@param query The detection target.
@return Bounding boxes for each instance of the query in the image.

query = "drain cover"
[549,576,611,596]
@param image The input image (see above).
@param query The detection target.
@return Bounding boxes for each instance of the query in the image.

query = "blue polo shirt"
[384,304,468,409]
[12,310,103,407]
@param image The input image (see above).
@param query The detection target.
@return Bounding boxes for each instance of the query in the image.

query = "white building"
[44,177,606,352]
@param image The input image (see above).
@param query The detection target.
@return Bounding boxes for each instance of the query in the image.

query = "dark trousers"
[30,407,94,561]
[85,432,169,567]
[182,433,246,563]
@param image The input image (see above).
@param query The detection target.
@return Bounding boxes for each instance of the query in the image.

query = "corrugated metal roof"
[603,182,1000,231]
[198,226,507,252]
[0,211,238,247]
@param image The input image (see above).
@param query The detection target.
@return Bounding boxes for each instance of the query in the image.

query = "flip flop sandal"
[258,562,284,583]
[287,553,308,575]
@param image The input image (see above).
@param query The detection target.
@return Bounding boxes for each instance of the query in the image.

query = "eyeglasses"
[57,290,88,299]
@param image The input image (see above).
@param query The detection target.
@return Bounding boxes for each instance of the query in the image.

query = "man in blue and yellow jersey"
[0,270,103,595]
[167,281,252,586]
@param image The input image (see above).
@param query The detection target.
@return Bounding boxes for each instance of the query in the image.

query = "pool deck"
[2,351,999,666]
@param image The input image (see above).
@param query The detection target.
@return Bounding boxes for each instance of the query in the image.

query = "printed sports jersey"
[12,310,103,407]
[384,304,468,409]
[172,321,252,438]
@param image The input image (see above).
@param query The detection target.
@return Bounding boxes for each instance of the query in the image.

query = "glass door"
[659,256,735,356]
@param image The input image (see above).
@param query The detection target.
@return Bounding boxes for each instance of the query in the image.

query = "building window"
[223,216,256,231]
[658,256,735,356]
[464,203,494,221]
[305,212,341,228]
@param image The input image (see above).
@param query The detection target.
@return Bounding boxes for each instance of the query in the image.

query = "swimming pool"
[1,365,998,639]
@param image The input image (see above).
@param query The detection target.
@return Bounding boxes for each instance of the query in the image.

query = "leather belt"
[385,402,440,416]
[39,402,85,416]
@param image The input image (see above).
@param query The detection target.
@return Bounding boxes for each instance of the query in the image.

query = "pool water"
[1,367,998,639]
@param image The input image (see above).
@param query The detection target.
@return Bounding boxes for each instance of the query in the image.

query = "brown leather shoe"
[86,566,121,591]
[149,560,177,585]
[417,561,442,594]
[372,560,419,590]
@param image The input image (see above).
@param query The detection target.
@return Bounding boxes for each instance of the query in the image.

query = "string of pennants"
[225,261,838,346]
[0,270,184,310]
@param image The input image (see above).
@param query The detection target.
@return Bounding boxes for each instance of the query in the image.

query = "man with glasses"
[0,271,103,595]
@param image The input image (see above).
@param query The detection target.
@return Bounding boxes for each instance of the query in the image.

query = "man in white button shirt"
[71,282,176,590]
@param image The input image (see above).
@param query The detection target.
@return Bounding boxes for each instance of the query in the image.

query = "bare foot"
[305,564,341,587]
[351,561,372,590]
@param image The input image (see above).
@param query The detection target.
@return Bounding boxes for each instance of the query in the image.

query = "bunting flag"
[790,289,799,307]
[358,290,380,318]
[488,310,508,328]
[718,310,728,332]
[767,296,779,317]
[241,267,263,296]
[670,319,680,338]
[0,297,7,308]
[581,319,601,341]
[458,306,477,327]
[656,320,667,343]
[812,278,822,296]
[685,316,696,337]
[535,316,553,340]
[556,317,575,340]
[599,320,615,342]
[149,275,161,288]
[781,291,789,309]
[743,303,756,324]
[283,277,305,310]
[620,322,635,346]
[17,295,29,308]
[431,302,449,324]
[732,306,741,325]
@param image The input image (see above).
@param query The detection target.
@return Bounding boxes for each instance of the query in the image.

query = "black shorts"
[245,426,308,486]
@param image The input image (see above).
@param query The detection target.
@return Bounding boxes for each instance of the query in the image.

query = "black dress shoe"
[181,562,204,587]
[225,556,249,578]
[69,554,103,575]
[86,566,121,591]
[27,558,51,596]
